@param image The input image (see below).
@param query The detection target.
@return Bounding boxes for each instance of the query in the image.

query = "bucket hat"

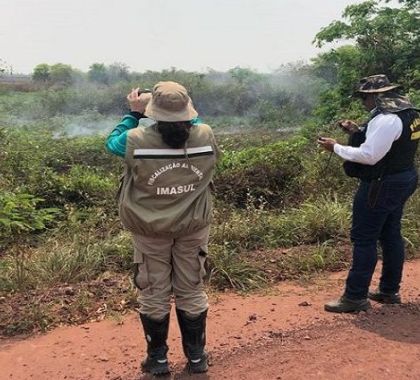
[144,81,198,122]
[355,74,400,94]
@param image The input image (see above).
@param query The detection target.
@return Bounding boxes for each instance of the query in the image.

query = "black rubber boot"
[176,308,208,373]
[368,289,401,304]
[139,313,170,376]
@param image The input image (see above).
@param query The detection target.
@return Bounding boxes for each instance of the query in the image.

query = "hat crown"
[144,81,198,122]
[358,74,396,92]
[153,81,189,112]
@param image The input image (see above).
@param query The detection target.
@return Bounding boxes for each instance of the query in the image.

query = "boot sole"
[187,353,209,374]
[188,362,209,374]
[141,363,170,376]
[142,369,170,376]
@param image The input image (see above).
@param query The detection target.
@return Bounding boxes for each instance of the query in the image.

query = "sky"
[0,0,377,74]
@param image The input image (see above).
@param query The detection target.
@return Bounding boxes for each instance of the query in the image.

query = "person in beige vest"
[106,81,220,375]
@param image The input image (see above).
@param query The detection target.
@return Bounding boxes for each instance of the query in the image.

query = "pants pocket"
[367,179,384,208]
[133,253,149,291]
[198,249,209,283]
[116,173,125,201]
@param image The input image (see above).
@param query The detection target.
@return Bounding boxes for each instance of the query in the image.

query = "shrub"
[215,136,308,207]
[56,165,116,205]
[0,192,59,247]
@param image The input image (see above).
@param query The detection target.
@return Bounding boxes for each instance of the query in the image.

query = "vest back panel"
[119,123,218,236]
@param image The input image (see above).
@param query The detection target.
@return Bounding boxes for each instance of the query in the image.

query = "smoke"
[191,64,324,125]
[58,117,114,137]
[1,64,324,137]
[53,114,155,138]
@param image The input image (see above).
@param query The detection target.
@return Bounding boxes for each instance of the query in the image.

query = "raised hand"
[127,88,152,113]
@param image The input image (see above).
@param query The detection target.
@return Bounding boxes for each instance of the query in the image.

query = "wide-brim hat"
[144,81,198,122]
[355,74,400,94]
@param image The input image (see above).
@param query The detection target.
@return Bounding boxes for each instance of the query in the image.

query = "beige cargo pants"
[132,226,209,321]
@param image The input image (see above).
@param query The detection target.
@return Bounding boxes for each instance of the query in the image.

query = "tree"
[49,63,75,85]
[108,62,130,83]
[229,67,261,86]
[312,46,364,91]
[0,58,10,74]
[228,67,264,115]
[88,63,109,84]
[314,0,420,85]
[311,0,420,123]
[32,63,50,82]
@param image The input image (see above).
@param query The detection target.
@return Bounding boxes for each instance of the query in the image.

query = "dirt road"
[1,260,419,380]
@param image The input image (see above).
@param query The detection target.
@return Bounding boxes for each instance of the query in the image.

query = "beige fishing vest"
[119,123,219,237]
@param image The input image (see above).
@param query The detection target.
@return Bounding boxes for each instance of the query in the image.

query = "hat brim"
[144,98,198,122]
[356,85,400,94]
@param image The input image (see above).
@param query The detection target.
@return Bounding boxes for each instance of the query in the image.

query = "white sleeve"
[333,113,403,165]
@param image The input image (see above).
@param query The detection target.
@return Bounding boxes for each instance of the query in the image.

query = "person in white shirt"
[318,74,419,313]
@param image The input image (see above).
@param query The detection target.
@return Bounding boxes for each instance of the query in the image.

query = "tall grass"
[212,195,351,249]
[208,245,268,291]
[403,191,420,256]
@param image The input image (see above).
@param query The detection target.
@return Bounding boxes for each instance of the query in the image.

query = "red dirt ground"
[1,259,419,380]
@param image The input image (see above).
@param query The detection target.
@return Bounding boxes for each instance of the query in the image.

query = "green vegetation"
[312,0,420,124]
[0,0,419,336]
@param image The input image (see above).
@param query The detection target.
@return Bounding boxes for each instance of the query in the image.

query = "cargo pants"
[132,226,209,320]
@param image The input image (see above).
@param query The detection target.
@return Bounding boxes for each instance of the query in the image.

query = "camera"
[138,89,152,96]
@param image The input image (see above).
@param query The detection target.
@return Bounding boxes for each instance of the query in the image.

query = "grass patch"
[208,244,268,291]
[403,191,420,257]
[211,195,351,250]
[0,299,55,336]
[277,242,350,277]
[0,274,137,336]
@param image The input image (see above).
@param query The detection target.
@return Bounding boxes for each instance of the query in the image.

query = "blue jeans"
[345,169,418,300]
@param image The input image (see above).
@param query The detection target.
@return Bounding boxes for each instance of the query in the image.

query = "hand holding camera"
[317,136,337,152]
[337,119,359,134]
[127,88,152,113]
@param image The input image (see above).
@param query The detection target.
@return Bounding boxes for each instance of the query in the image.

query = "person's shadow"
[352,301,420,344]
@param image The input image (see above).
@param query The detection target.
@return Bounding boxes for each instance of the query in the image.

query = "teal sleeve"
[191,117,202,125]
[105,115,139,158]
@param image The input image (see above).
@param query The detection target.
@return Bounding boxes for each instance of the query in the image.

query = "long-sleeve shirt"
[334,113,403,165]
[105,112,141,158]
[105,113,202,158]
